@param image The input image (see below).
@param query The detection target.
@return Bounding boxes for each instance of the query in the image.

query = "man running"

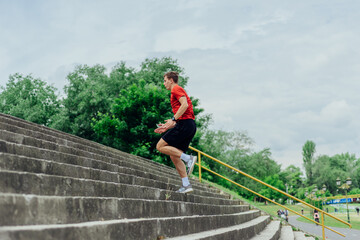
[155,71,197,194]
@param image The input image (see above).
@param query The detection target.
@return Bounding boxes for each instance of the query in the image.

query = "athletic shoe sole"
[176,186,194,194]
[181,187,193,194]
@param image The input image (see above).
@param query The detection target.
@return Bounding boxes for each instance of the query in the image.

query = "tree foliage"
[259,174,286,202]
[312,153,360,194]
[92,80,171,161]
[302,140,316,184]
[193,129,282,199]
[0,73,60,126]
[62,64,130,139]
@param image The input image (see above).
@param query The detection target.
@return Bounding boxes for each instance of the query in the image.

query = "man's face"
[163,76,172,90]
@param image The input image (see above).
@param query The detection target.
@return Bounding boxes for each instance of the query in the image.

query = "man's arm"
[174,96,188,120]
[154,96,188,134]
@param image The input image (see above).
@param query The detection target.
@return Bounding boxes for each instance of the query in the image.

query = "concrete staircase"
[0,113,311,239]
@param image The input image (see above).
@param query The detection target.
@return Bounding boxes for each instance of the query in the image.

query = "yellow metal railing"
[189,146,352,239]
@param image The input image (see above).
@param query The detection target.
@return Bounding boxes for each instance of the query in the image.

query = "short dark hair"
[164,71,179,83]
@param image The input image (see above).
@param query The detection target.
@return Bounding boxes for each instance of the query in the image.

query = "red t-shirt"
[170,85,195,120]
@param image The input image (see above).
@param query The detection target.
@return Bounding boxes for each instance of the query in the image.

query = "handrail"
[189,146,352,239]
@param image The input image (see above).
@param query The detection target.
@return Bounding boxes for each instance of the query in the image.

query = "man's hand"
[154,123,167,134]
[163,119,176,129]
[154,119,176,134]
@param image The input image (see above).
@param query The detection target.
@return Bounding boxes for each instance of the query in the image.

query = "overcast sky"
[1,0,360,170]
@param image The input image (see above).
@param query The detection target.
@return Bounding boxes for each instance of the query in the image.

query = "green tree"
[136,57,188,88]
[259,174,286,202]
[196,129,253,171]
[63,64,120,139]
[92,80,171,161]
[302,140,316,184]
[92,78,208,165]
[0,73,61,126]
[279,165,304,196]
[194,129,281,198]
[312,153,359,195]
[61,57,205,142]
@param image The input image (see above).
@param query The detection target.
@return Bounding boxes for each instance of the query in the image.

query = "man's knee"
[156,142,162,152]
[156,139,167,152]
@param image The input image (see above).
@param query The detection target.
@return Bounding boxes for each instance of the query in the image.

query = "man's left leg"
[157,139,193,193]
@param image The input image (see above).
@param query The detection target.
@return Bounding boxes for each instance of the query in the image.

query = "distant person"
[285,209,289,222]
[356,207,359,215]
[155,71,197,194]
[314,210,320,225]
[301,208,304,215]
[279,210,286,221]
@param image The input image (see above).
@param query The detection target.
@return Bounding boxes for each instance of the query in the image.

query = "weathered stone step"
[0,113,120,157]
[249,220,281,240]
[0,140,217,194]
[0,115,221,195]
[166,215,270,240]
[0,152,216,196]
[0,153,224,200]
[0,131,181,179]
[0,210,261,240]
[0,115,225,196]
[0,115,199,178]
[279,225,294,240]
[0,170,242,206]
[0,193,250,226]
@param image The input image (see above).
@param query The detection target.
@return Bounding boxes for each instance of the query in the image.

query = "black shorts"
[162,119,196,152]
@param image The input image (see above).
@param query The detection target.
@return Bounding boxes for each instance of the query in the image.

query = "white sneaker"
[176,185,193,194]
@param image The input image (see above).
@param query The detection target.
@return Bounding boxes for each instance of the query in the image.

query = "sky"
[1,0,360,170]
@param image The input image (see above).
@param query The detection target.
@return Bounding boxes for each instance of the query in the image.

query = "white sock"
[180,153,191,163]
[182,177,190,187]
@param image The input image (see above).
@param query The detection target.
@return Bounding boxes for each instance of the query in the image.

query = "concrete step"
[249,220,281,240]
[294,231,307,240]
[0,130,184,180]
[0,151,216,196]
[0,115,207,184]
[0,140,219,195]
[0,128,170,172]
[0,113,268,239]
[279,225,295,240]
[0,116,230,197]
[0,152,224,200]
[0,170,242,206]
[0,116,224,195]
[0,135,221,197]
[166,215,270,240]
[0,210,261,240]
[0,193,250,226]
[0,113,124,157]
